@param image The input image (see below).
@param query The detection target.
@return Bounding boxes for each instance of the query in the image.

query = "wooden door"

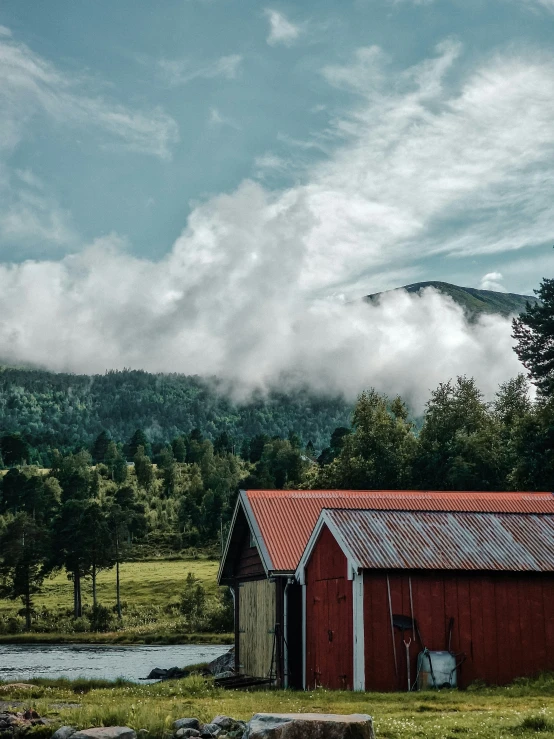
[238,579,276,678]
[310,577,353,689]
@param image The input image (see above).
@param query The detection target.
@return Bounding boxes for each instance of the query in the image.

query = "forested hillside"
[0,366,351,464]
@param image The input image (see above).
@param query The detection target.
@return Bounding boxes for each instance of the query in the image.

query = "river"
[0,643,229,683]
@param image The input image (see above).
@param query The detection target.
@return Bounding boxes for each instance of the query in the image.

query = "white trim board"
[352,570,365,691]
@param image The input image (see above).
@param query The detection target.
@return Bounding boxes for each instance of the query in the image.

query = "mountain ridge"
[365,280,540,318]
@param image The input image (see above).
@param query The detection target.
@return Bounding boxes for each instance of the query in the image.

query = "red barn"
[296,505,554,691]
[219,489,554,690]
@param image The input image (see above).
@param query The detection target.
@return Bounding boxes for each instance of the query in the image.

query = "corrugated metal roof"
[324,508,554,572]
[245,489,554,572]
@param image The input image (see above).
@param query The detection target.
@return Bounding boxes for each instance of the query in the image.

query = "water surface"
[0,643,229,683]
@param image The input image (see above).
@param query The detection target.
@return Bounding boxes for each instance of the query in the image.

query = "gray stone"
[213,672,235,680]
[207,649,234,676]
[211,717,245,734]
[173,720,201,732]
[175,730,201,738]
[245,714,375,739]
[71,727,136,739]
[201,725,222,738]
[52,728,77,739]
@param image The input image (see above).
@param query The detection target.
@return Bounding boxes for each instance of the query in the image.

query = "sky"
[0,0,553,404]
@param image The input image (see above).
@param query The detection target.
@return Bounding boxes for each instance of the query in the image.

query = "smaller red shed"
[296,506,554,691]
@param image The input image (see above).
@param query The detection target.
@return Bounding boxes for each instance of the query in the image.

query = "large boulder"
[71,728,136,739]
[207,649,235,676]
[175,730,201,739]
[244,714,375,739]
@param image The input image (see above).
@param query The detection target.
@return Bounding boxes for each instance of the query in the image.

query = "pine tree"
[513,275,554,396]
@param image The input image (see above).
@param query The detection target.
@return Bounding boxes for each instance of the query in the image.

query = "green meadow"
[0,559,232,644]
[1,674,553,739]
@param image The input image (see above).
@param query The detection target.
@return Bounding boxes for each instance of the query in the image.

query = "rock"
[211,717,246,734]
[213,672,235,680]
[200,724,222,738]
[175,730,201,738]
[207,649,235,676]
[0,709,46,735]
[146,667,188,681]
[173,719,201,732]
[146,668,168,680]
[244,714,375,739]
[52,727,77,739]
[71,727,136,739]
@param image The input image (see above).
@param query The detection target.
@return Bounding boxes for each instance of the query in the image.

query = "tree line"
[0,367,351,465]
[1,268,553,631]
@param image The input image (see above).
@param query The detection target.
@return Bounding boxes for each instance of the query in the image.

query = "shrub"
[90,604,113,632]
[179,572,206,627]
[72,616,91,633]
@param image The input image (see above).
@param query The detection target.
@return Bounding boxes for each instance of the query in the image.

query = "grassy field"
[0,559,232,644]
[0,674,553,739]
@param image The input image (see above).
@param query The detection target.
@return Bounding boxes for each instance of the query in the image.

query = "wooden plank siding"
[305,525,353,690]
[236,535,265,579]
[237,579,276,678]
[363,570,554,691]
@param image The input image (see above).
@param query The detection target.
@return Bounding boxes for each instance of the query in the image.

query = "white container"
[417,650,457,689]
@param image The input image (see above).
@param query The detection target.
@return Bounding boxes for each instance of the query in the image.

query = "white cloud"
[0,33,179,160]
[0,231,522,410]
[264,9,301,46]
[0,25,12,37]
[3,41,554,403]
[480,272,507,292]
[158,54,242,86]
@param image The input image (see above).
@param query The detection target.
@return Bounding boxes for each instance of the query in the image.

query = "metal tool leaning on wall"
[387,575,466,691]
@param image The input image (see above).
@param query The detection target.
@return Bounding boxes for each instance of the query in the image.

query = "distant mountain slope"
[365,281,540,318]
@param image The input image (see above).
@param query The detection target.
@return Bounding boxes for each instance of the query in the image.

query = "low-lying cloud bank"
[0,227,522,411]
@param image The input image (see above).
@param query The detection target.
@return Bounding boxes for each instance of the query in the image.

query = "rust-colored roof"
[322,508,554,572]
[244,489,554,572]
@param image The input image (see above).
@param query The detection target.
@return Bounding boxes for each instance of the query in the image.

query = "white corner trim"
[353,570,365,691]
[302,582,307,690]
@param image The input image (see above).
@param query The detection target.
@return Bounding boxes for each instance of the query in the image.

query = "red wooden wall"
[363,570,554,691]
[305,525,353,690]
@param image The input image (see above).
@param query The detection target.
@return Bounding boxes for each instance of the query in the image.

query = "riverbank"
[0,559,229,643]
[1,673,554,739]
[0,632,233,645]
